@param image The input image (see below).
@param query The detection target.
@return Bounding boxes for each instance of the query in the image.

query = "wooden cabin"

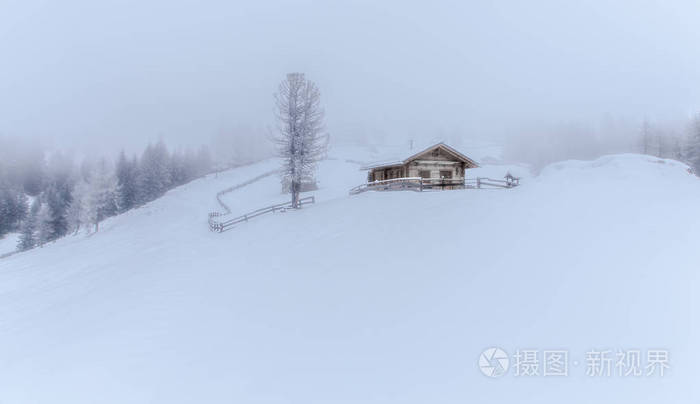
[363,142,479,189]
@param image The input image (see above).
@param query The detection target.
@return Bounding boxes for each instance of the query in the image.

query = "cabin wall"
[407,161,464,180]
[369,166,404,182]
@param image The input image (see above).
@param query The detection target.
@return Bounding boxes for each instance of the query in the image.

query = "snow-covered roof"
[360,160,405,170]
[360,142,479,170]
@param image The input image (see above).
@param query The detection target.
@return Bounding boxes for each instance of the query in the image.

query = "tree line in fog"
[0,140,213,251]
[503,113,700,172]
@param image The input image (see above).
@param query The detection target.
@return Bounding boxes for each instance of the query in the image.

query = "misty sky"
[1,0,699,154]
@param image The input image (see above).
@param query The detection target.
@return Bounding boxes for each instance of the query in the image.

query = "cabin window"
[419,170,431,179]
[440,170,453,179]
[432,149,439,157]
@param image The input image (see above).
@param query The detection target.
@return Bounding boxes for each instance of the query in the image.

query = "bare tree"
[274,73,328,208]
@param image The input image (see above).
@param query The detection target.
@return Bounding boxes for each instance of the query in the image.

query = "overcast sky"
[1,0,699,154]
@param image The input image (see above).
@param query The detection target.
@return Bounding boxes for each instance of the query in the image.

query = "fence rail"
[209,196,315,232]
[350,175,519,195]
[207,170,316,232]
[468,176,520,189]
[349,177,425,194]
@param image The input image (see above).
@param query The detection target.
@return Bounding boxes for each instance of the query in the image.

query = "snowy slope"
[0,150,699,403]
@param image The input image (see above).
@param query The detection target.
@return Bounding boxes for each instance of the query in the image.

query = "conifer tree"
[17,199,40,251]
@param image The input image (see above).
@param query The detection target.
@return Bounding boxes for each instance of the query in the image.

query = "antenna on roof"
[409,139,414,151]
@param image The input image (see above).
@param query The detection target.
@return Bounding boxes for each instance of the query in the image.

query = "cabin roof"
[361,142,479,170]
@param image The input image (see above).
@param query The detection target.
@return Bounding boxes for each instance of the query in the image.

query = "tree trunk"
[291,181,300,208]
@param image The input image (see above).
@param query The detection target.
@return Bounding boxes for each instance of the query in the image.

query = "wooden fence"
[350,175,519,195]
[466,176,520,189]
[207,170,316,232]
[349,177,424,194]
[209,196,315,232]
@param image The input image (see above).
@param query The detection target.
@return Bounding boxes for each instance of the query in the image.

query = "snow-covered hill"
[0,149,699,403]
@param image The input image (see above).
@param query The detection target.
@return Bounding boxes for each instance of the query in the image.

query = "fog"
[1,0,700,157]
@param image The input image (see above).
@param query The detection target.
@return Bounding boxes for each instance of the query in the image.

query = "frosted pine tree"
[0,190,8,236]
[17,199,40,251]
[44,153,75,241]
[0,188,27,236]
[66,180,89,234]
[137,141,171,203]
[274,73,328,208]
[115,151,138,212]
[36,203,52,247]
[685,113,700,173]
[640,119,652,155]
[84,160,118,233]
